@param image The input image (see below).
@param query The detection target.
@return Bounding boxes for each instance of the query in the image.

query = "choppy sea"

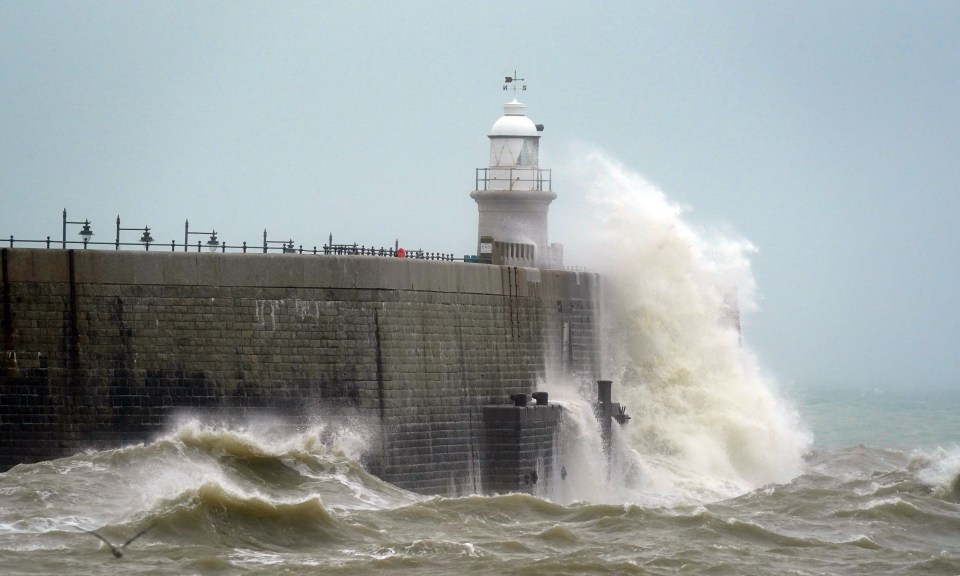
[1,385,958,576]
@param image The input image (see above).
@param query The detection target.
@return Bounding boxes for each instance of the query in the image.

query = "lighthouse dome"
[490,99,539,137]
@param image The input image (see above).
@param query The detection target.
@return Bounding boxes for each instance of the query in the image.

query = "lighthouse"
[470,88,562,268]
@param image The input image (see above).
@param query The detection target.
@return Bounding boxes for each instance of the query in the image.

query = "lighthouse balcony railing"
[475,168,551,192]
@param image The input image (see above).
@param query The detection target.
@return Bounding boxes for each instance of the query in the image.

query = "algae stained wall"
[0,248,601,495]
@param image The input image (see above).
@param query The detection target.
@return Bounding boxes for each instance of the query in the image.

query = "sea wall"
[0,248,601,495]
[482,403,562,493]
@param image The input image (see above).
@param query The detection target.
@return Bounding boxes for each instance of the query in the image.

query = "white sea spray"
[552,147,811,503]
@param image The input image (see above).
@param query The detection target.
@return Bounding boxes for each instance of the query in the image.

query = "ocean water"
[1,401,958,576]
[3,153,958,575]
[796,385,960,451]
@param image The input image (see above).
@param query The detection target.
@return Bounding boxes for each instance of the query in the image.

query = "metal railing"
[475,167,551,191]
[2,233,592,270]
[4,234,459,260]
[5,211,549,265]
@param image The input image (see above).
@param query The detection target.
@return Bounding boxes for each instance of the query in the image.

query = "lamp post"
[184,220,220,253]
[62,209,94,249]
[115,215,154,250]
[263,229,297,253]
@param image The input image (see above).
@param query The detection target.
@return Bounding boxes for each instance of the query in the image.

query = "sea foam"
[552,147,811,503]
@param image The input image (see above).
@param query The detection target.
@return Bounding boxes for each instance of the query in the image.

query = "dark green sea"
[1,385,958,576]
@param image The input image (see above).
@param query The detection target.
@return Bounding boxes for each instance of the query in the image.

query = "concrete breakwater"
[0,248,601,495]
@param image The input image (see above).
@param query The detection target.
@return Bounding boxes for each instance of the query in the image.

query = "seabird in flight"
[85,525,153,558]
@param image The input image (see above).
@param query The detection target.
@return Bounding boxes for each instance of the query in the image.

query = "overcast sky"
[1,1,957,391]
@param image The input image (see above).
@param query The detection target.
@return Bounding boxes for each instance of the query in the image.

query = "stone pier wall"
[482,404,562,494]
[0,248,601,495]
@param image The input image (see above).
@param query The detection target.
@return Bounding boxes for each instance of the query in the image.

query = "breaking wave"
[555,148,812,503]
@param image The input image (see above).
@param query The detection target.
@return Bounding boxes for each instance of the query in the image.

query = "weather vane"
[503,70,527,95]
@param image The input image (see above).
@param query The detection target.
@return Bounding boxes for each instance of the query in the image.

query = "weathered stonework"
[482,404,562,494]
[0,248,601,495]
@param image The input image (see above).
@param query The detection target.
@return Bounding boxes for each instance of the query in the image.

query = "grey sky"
[1,1,957,390]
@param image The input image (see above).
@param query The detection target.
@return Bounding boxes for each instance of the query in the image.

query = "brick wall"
[0,248,601,494]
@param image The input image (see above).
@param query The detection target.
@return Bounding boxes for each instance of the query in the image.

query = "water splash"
[537,379,651,506]
[553,147,811,503]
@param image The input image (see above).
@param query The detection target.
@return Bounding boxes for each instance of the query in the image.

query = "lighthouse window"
[517,139,538,167]
[518,141,530,166]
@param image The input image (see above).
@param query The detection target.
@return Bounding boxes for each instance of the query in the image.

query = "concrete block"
[454,262,501,295]
[112,252,164,285]
[374,257,412,291]
[303,256,357,289]
[28,250,69,283]
[353,257,389,290]
[218,253,303,288]
[407,259,458,293]
[1,249,29,283]
[161,253,200,285]
[70,249,104,284]
[197,254,222,286]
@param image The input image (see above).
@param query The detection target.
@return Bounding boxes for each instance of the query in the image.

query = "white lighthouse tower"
[470,79,562,268]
